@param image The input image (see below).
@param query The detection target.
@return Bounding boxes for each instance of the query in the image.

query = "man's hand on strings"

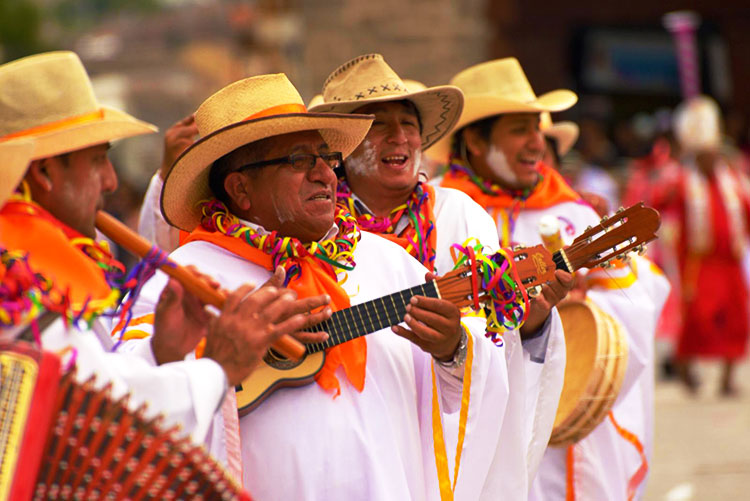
[392,271,463,362]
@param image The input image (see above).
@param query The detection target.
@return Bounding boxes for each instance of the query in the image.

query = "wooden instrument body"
[549,300,628,447]
[236,351,325,415]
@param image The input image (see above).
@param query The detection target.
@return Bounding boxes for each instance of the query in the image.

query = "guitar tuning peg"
[585,225,592,231]
[616,207,625,213]
[637,244,647,255]
[601,215,609,221]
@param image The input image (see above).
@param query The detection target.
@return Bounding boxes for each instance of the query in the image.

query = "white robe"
[488,201,670,501]
[119,229,544,500]
[138,173,180,253]
[430,186,567,499]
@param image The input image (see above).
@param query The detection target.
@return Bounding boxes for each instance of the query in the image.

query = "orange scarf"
[441,162,583,246]
[0,200,116,309]
[441,162,582,210]
[184,227,366,396]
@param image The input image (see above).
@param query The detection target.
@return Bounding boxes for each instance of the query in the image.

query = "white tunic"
[348,184,566,498]
[138,173,179,253]
[120,229,548,500]
[430,186,568,499]
[493,201,670,501]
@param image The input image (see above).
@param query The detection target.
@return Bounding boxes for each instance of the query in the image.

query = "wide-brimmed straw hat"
[0,138,35,207]
[162,73,374,231]
[308,54,464,150]
[0,51,156,160]
[429,58,578,162]
[541,112,579,156]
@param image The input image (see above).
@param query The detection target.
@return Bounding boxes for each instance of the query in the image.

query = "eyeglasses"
[236,152,343,172]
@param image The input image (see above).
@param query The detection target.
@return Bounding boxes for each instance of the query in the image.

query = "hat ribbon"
[1,109,105,141]
[242,103,307,121]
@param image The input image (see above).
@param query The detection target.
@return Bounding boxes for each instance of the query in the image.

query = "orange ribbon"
[243,103,308,122]
[565,413,648,501]
[184,227,366,395]
[1,109,106,141]
[608,411,648,501]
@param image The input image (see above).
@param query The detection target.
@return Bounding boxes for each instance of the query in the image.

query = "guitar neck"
[304,281,440,354]
[552,249,573,273]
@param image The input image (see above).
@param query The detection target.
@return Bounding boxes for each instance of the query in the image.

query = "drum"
[548,299,628,447]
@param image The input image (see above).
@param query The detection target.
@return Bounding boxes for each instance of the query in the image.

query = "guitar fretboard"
[552,250,572,273]
[305,281,439,353]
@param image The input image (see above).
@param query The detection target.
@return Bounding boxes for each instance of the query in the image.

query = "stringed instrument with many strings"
[236,203,661,415]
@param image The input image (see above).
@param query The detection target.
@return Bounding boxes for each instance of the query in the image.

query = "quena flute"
[95,210,305,360]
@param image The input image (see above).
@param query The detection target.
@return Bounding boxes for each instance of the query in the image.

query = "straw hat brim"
[0,139,35,206]
[308,85,464,150]
[24,106,157,160]
[162,112,374,231]
[544,121,580,156]
[426,89,578,164]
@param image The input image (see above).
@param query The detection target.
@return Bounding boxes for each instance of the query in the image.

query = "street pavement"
[646,360,750,500]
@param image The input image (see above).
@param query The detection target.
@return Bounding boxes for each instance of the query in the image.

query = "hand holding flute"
[96,211,311,379]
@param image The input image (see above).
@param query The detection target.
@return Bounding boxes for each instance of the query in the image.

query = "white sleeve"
[138,173,180,253]
[524,308,566,483]
[42,320,227,444]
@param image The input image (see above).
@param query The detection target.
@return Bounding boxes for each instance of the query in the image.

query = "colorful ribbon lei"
[447,156,540,200]
[199,199,360,284]
[336,180,436,270]
[450,238,530,345]
[1,249,65,334]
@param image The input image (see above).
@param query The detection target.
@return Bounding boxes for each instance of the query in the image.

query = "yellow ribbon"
[431,331,474,500]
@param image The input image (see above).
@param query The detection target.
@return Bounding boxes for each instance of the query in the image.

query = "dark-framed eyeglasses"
[236,152,343,173]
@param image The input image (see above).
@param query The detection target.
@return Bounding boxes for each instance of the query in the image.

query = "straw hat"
[308,54,463,150]
[308,94,325,108]
[162,73,374,231]
[0,51,156,160]
[0,138,35,207]
[541,112,579,156]
[428,58,578,162]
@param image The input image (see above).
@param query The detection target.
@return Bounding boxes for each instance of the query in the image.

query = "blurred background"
[3,0,749,499]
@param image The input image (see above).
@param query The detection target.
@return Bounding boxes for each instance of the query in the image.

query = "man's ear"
[25,158,54,193]
[461,127,486,157]
[224,171,252,211]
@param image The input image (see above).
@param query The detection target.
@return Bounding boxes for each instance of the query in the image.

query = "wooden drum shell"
[549,299,628,448]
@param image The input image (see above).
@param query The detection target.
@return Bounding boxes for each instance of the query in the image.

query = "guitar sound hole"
[263,349,305,369]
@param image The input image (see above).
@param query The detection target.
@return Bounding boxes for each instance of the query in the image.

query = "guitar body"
[236,351,325,416]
